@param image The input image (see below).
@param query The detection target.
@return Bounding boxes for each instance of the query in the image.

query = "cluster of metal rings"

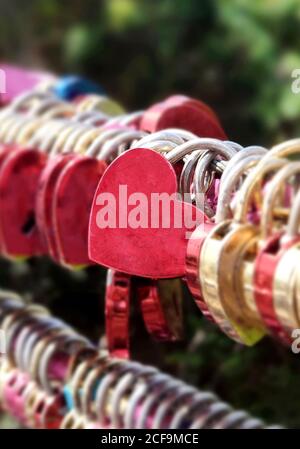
[0,291,279,429]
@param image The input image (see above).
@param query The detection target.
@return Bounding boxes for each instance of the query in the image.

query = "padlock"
[271,188,300,339]
[140,95,227,139]
[53,75,105,101]
[0,64,55,106]
[80,358,114,428]
[136,278,184,342]
[89,147,206,278]
[1,368,30,423]
[61,355,110,429]
[0,92,109,261]
[31,390,65,429]
[186,146,267,318]
[110,365,158,429]
[53,125,147,267]
[35,153,77,260]
[105,269,131,359]
[29,330,87,394]
[0,96,73,259]
[0,146,46,259]
[252,161,300,343]
[198,157,287,344]
[93,361,135,428]
[33,102,127,265]
[184,145,262,317]
[74,94,125,116]
[24,383,46,428]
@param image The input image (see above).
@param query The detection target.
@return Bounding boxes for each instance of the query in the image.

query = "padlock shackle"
[42,104,74,121]
[119,110,144,126]
[2,114,34,145]
[234,158,287,224]
[286,185,300,238]
[31,120,68,152]
[98,129,147,161]
[86,127,126,158]
[8,90,52,115]
[220,146,267,185]
[131,129,192,156]
[14,117,45,146]
[59,124,93,155]
[80,357,110,417]
[72,127,105,155]
[267,138,300,159]
[76,94,125,116]
[260,162,300,241]
[165,138,236,164]
[50,123,89,156]
[215,149,267,223]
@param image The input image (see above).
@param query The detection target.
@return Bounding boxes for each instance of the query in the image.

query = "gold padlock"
[199,157,287,344]
[241,161,300,343]
[272,185,300,337]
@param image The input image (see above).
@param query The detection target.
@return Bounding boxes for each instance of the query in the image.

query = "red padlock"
[105,269,131,359]
[89,148,205,278]
[140,95,227,139]
[52,156,107,267]
[136,278,184,342]
[185,221,215,320]
[32,392,65,429]
[35,154,77,261]
[51,125,144,268]
[254,162,300,344]
[0,147,46,259]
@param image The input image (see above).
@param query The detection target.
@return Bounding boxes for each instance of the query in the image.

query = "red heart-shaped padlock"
[89,148,207,278]
[53,156,107,266]
[35,154,76,261]
[140,97,227,140]
[0,147,46,258]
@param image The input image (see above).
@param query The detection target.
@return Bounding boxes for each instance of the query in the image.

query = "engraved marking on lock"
[0,69,6,94]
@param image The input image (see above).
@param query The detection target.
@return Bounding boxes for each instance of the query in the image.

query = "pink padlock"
[0,64,55,106]
[2,369,30,424]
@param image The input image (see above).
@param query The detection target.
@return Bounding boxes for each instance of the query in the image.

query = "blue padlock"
[54,75,105,101]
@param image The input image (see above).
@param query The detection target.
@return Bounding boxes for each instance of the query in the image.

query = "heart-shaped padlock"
[0,147,46,259]
[89,148,206,278]
[140,95,226,140]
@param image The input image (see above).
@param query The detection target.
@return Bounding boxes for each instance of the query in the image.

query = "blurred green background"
[1,0,300,428]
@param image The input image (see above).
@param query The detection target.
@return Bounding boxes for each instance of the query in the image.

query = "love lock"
[186,146,267,320]
[135,278,184,342]
[199,157,288,345]
[32,391,66,429]
[252,157,300,344]
[140,95,227,139]
[272,185,300,341]
[35,153,77,261]
[105,269,132,359]
[50,125,140,268]
[89,147,206,278]
[1,369,30,423]
[0,146,46,259]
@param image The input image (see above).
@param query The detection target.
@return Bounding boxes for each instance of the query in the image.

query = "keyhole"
[22,211,36,235]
